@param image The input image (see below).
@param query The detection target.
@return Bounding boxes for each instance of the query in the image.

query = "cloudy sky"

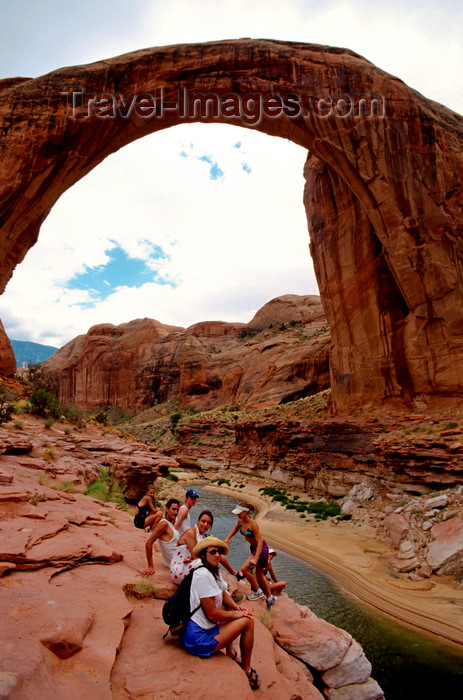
[0,0,461,348]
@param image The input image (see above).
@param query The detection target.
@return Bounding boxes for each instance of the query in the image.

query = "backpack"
[162,566,203,639]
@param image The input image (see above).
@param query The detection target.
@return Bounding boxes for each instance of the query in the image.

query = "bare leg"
[241,556,259,591]
[213,618,254,676]
[256,566,271,599]
[269,580,286,593]
[144,510,163,529]
[220,554,239,576]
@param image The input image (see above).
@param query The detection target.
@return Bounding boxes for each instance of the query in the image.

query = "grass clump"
[123,579,157,599]
[51,480,74,493]
[85,468,128,510]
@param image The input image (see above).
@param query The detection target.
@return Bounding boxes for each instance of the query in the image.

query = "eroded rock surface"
[0,40,462,412]
[0,416,382,700]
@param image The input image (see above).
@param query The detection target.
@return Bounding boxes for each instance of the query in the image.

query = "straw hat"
[193,535,229,557]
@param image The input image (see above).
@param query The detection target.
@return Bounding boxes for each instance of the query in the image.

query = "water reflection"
[191,483,463,699]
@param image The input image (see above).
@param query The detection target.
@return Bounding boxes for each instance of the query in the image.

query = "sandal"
[247,668,260,690]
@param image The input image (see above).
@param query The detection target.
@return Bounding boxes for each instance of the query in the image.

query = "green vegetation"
[0,384,15,425]
[211,477,231,487]
[258,485,343,520]
[85,468,128,509]
[163,471,179,482]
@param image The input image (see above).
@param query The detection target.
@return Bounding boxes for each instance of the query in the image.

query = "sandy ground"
[203,482,463,650]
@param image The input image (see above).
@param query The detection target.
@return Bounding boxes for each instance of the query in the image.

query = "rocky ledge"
[0,416,383,699]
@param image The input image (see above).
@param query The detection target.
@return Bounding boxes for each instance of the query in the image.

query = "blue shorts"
[183,619,219,658]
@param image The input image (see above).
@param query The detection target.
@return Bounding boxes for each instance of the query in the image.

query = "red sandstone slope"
[42,295,331,412]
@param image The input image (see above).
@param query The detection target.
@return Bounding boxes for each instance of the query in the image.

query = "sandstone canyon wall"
[0,40,462,412]
[43,295,330,411]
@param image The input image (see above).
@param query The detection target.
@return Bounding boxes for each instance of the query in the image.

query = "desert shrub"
[306,501,341,520]
[272,493,288,503]
[85,468,128,509]
[30,389,61,419]
[21,363,57,395]
[337,513,352,521]
[170,410,182,431]
[0,385,15,425]
[285,503,297,510]
[29,493,46,506]
[61,403,84,426]
[14,420,24,430]
[164,472,179,482]
[44,417,55,428]
[42,445,57,461]
[51,480,74,493]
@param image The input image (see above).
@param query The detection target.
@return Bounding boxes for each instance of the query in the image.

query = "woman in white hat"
[224,503,277,610]
[183,536,260,690]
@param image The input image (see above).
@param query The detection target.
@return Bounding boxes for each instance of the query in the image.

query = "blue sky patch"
[242,162,251,174]
[66,244,170,304]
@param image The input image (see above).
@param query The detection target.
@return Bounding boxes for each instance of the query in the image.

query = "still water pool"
[191,483,462,699]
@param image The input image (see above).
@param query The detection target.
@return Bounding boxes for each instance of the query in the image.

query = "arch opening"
[0,39,462,413]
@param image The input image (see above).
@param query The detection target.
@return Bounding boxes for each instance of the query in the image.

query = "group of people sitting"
[133,486,286,690]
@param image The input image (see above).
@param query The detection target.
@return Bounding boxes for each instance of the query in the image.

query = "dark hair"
[199,545,221,579]
[197,509,214,527]
[166,498,180,509]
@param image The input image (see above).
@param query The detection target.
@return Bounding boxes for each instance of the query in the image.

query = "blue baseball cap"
[186,489,199,499]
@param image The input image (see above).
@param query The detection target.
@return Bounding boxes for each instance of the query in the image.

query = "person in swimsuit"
[182,536,260,690]
[141,498,181,576]
[133,487,162,531]
[224,503,277,610]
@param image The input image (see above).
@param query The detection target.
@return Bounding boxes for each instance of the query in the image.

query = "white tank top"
[158,519,179,567]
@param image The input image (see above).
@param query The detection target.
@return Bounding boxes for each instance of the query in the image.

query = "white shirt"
[190,566,227,630]
[175,504,191,535]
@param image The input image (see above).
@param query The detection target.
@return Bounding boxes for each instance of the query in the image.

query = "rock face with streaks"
[0,320,16,376]
[42,295,330,411]
[0,40,462,413]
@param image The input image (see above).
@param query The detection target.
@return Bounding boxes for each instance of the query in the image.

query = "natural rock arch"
[0,39,462,412]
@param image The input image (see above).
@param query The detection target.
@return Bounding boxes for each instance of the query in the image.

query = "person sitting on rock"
[225,503,277,610]
[170,509,214,584]
[170,508,243,585]
[264,549,287,594]
[182,536,260,691]
[133,486,162,532]
[141,498,181,576]
[175,488,199,535]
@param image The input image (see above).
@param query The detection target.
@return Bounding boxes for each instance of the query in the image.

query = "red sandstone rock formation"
[0,415,382,699]
[0,320,16,376]
[0,40,462,413]
[43,295,330,411]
